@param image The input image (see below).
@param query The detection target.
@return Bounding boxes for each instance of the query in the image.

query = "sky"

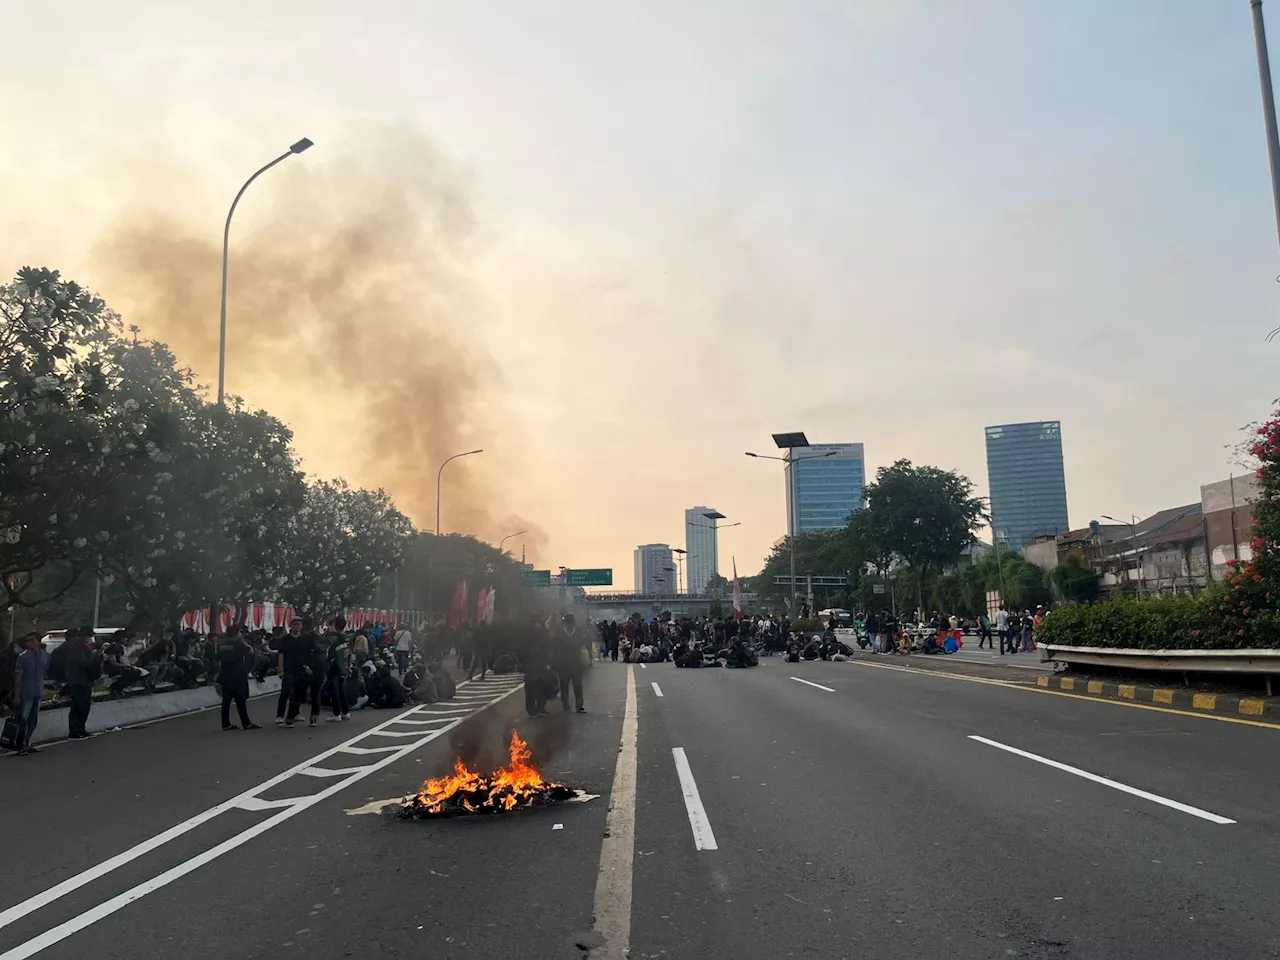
[3,1,1280,589]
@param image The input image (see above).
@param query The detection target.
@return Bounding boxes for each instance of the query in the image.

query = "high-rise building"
[985,421,1069,550]
[633,543,675,594]
[684,506,719,595]
[784,443,866,534]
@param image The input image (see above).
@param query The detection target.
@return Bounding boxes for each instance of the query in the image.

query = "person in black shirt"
[275,617,306,725]
[285,616,325,727]
[217,624,260,731]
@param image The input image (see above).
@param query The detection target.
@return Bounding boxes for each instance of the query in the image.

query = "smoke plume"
[91,127,546,557]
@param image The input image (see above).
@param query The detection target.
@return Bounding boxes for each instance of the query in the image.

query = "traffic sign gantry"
[521,569,552,587]
[564,568,613,587]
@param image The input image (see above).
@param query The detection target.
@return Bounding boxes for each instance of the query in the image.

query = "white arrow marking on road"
[790,677,835,692]
[651,682,664,698]
[672,748,718,851]
[968,735,1236,825]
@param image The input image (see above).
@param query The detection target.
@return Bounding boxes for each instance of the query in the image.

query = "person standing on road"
[864,610,880,653]
[976,612,993,649]
[291,616,325,727]
[217,624,261,731]
[995,603,1011,655]
[392,621,413,674]
[13,632,49,755]
[276,618,306,725]
[552,613,587,714]
[325,616,351,722]
[63,628,102,739]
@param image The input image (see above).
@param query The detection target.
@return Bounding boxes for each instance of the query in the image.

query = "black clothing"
[68,684,92,736]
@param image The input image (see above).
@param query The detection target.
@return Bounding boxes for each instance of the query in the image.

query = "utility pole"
[1252,1,1280,252]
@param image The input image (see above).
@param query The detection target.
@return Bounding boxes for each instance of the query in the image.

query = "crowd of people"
[3,601,1049,755]
[0,607,607,755]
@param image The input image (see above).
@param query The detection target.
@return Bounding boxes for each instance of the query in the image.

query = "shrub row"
[1038,594,1280,651]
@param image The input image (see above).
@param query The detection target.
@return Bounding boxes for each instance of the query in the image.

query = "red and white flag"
[732,558,743,620]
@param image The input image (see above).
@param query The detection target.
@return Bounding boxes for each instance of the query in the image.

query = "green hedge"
[1038,594,1280,650]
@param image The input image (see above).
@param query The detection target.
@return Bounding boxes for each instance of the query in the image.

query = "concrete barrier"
[30,677,283,745]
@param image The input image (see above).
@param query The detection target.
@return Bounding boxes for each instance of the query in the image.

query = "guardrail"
[1039,643,1280,675]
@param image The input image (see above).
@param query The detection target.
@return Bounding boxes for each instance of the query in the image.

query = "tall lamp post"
[746,433,838,614]
[687,512,740,597]
[217,137,313,407]
[672,548,687,595]
[499,530,528,554]
[427,448,484,624]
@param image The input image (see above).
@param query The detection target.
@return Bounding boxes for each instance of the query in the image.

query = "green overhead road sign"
[521,569,552,587]
[564,568,613,587]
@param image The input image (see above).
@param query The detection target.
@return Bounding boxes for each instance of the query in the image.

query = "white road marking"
[387,717,458,726]
[590,665,638,960]
[296,765,367,778]
[967,735,1236,825]
[339,744,405,756]
[640,663,647,669]
[651,682,664,698]
[672,748,718,851]
[0,679,524,955]
[235,796,299,812]
[790,677,835,692]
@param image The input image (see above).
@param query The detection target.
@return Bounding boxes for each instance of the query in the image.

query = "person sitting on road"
[371,664,407,708]
[427,660,457,699]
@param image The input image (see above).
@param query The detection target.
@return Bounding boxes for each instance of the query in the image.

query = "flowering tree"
[1201,407,1280,646]
[89,336,306,632]
[0,268,118,606]
[276,479,414,618]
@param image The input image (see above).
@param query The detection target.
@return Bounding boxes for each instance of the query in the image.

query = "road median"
[1033,673,1280,721]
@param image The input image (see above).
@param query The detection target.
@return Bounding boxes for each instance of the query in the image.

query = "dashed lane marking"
[790,676,835,693]
[652,682,664,698]
[968,735,1236,825]
[672,747,719,851]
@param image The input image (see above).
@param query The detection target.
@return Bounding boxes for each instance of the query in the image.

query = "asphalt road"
[5,655,1280,959]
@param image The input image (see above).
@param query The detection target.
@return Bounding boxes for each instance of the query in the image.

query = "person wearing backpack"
[64,628,102,739]
[324,616,351,722]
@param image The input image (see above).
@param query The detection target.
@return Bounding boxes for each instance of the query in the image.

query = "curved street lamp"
[426,448,484,626]
[217,137,314,407]
[499,529,528,553]
[745,447,838,612]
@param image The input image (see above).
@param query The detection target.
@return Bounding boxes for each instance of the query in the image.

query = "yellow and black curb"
[1036,674,1280,721]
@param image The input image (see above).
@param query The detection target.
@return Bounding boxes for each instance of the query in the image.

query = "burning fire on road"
[400,730,584,818]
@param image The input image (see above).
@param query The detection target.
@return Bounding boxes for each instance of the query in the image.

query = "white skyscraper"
[633,543,675,594]
[684,506,719,595]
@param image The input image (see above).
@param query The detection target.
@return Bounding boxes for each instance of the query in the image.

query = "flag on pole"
[484,588,497,624]
[732,557,743,620]
[476,587,488,624]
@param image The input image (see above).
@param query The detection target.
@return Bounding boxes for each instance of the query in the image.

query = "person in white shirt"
[995,604,1010,655]
[393,623,414,674]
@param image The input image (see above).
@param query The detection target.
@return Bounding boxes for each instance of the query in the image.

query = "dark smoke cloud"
[90,126,546,557]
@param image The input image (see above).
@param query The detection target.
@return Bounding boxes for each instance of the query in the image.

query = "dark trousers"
[609,640,618,661]
[287,675,322,721]
[558,668,584,711]
[395,651,409,673]
[276,672,298,718]
[329,673,349,716]
[221,690,250,728]
[68,684,92,736]
[999,629,1012,654]
[978,628,993,649]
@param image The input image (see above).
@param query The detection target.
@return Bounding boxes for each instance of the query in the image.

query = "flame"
[413,731,566,815]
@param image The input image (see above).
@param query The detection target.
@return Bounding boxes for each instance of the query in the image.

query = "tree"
[864,459,987,612]
[0,268,118,607]
[277,479,414,618]
[1047,552,1099,604]
[703,572,730,598]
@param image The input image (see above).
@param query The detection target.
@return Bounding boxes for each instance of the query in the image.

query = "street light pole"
[745,447,837,616]
[1252,1,1280,254]
[1102,513,1143,596]
[428,448,484,626]
[499,530,528,554]
[217,137,313,407]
